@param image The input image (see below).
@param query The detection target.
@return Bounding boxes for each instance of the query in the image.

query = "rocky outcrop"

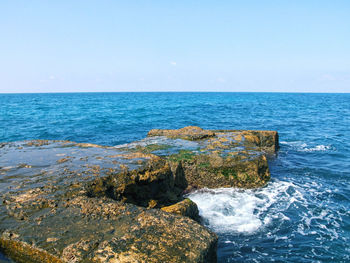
[147,127,277,189]
[0,196,217,263]
[85,153,182,208]
[161,198,200,221]
[148,126,216,141]
[179,153,270,190]
[0,140,217,263]
[147,127,278,154]
[0,127,279,263]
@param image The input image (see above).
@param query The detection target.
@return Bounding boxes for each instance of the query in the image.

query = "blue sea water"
[0,92,349,262]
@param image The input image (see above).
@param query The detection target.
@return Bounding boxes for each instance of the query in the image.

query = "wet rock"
[0,140,217,262]
[148,126,216,140]
[85,154,180,207]
[147,127,277,189]
[180,153,270,189]
[240,130,279,153]
[1,197,217,263]
[161,198,200,221]
[0,126,279,262]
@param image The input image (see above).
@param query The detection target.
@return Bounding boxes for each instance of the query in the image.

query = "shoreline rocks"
[147,127,278,189]
[0,126,278,262]
[1,196,217,263]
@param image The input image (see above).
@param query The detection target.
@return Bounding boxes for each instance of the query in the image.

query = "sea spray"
[187,180,302,234]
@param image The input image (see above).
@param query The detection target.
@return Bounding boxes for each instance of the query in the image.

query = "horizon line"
[1,91,350,95]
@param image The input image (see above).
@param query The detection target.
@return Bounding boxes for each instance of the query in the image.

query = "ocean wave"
[280,141,333,152]
[188,178,347,247]
[187,180,303,234]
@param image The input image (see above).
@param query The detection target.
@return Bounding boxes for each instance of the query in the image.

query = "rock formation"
[0,127,278,262]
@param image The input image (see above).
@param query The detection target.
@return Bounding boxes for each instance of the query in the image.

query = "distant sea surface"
[1,92,350,262]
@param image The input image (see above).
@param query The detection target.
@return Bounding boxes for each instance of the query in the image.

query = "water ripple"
[1,92,350,262]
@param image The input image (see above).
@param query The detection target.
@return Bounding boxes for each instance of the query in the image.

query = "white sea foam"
[302,145,331,152]
[188,176,347,255]
[280,141,332,152]
[187,180,302,234]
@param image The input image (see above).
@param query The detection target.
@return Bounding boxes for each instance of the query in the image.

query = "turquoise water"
[1,92,350,262]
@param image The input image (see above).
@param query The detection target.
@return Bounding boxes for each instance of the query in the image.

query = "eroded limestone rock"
[148,126,215,141]
[129,127,278,189]
[161,198,200,221]
[0,126,279,262]
[1,197,217,263]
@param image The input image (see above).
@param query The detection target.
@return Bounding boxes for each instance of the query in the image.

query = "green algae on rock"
[0,126,279,262]
[0,139,217,263]
[146,127,278,189]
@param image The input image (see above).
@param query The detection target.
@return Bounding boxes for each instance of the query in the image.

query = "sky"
[0,1,350,93]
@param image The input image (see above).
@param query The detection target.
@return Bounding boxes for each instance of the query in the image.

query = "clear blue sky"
[1,1,349,93]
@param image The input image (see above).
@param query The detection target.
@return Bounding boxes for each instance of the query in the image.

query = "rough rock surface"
[161,198,200,221]
[146,127,277,189]
[148,126,216,141]
[0,127,279,263]
[1,197,217,263]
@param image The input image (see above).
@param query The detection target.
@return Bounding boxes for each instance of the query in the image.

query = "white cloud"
[39,75,57,83]
[170,61,177,66]
[217,77,225,83]
[320,74,335,81]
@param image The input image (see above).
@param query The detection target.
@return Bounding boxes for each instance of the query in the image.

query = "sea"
[0,92,349,262]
